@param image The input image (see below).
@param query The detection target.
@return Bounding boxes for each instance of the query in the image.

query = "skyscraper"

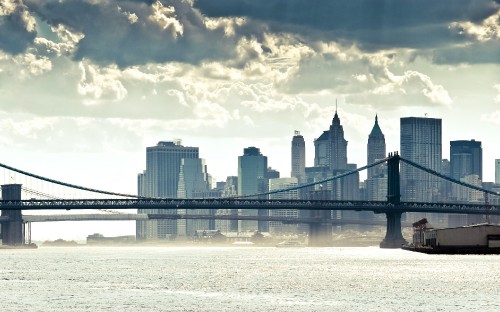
[312,107,357,204]
[495,159,500,185]
[313,108,348,170]
[177,158,209,199]
[450,140,482,180]
[269,177,299,234]
[329,109,348,170]
[400,117,442,202]
[367,115,386,179]
[136,140,199,240]
[314,131,330,167]
[177,158,210,237]
[238,147,268,232]
[291,131,306,183]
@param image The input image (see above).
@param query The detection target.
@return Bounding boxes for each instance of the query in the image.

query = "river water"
[1,246,499,311]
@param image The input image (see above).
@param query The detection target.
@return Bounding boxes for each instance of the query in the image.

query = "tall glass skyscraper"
[450,140,482,181]
[177,158,210,237]
[136,141,199,240]
[238,147,268,232]
[400,117,442,203]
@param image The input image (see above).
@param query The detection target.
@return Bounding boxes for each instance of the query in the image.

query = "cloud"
[2,0,494,69]
[77,62,128,103]
[0,0,37,54]
[25,0,241,67]
[14,52,52,76]
[194,0,499,51]
[481,109,500,124]
[0,111,145,153]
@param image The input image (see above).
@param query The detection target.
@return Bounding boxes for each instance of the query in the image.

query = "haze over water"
[1,247,499,311]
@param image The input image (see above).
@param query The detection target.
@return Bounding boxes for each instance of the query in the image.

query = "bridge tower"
[380,153,408,248]
[1,184,25,246]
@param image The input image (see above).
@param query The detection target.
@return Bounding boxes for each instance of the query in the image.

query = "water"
[1,246,499,311]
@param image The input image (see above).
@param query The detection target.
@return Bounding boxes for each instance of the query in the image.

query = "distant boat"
[276,241,305,248]
[232,241,254,245]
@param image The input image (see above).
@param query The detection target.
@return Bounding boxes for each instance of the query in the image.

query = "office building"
[291,131,306,183]
[136,140,199,240]
[267,167,280,179]
[177,158,211,237]
[269,177,299,234]
[215,176,238,233]
[450,140,482,202]
[314,131,330,167]
[496,159,500,185]
[400,117,442,202]
[238,147,268,232]
[450,140,482,180]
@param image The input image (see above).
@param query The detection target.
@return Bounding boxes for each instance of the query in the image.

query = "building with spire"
[329,107,348,171]
[367,115,386,179]
[313,104,348,171]
[362,115,387,229]
[309,104,360,229]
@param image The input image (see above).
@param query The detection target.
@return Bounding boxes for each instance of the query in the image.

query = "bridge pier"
[1,184,25,246]
[380,153,408,248]
[308,210,332,246]
[380,211,406,248]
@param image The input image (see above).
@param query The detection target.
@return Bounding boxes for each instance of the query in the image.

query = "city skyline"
[1,0,498,240]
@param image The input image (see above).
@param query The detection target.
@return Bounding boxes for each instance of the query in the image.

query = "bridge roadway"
[17,213,408,227]
[1,198,500,215]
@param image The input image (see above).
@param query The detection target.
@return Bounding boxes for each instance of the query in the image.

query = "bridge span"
[20,213,400,227]
[2,153,500,248]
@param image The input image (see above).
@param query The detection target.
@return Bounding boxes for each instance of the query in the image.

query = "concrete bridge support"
[308,210,333,246]
[380,153,408,248]
[1,184,25,246]
[380,211,406,248]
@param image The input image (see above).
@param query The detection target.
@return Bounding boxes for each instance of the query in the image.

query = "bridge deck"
[1,199,499,215]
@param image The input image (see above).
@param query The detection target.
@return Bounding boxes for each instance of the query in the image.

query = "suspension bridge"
[1,153,499,248]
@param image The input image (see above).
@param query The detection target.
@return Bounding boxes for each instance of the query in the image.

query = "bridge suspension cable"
[400,157,500,197]
[232,157,389,199]
[0,161,141,199]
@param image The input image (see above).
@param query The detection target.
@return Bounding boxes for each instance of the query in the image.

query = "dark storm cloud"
[4,0,497,67]
[0,3,36,55]
[25,0,238,67]
[194,0,499,50]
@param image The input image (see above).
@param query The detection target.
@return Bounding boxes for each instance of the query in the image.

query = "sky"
[1,0,499,240]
